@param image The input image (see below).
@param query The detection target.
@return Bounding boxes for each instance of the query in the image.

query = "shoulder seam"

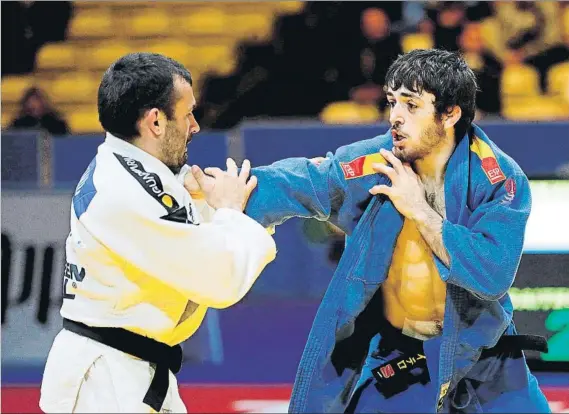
[470,135,506,185]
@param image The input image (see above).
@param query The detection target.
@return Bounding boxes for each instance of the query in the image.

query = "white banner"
[525,180,569,252]
[2,191,72,364]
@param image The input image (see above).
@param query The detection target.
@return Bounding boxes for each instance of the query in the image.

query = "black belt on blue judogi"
[63,318,183,412]
[362,318,549,402]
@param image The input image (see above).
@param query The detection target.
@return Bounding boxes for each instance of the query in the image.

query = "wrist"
[189,192,205,200]
[410,202,435,225]
[218,203,243,212]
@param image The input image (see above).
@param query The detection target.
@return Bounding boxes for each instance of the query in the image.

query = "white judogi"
[40,134,276,413]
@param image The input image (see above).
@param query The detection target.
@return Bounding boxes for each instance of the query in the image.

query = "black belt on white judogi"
[63,318,183,412]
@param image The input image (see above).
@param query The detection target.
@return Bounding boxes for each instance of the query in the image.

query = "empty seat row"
[68,7,283,39]
[35,42,235,73]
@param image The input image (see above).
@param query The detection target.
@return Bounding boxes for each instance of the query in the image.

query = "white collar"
[104,132,182,179]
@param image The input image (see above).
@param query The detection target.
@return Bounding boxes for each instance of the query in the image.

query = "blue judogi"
[245,124,550,413]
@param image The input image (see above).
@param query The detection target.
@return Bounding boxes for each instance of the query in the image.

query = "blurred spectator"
[335,8,402,108]
[331,2,404,39]
[1,1,72,75]
[194,73,244,130]
[465,1,493,22]
[199,40,273,124]
[270,2,345,115]
[10,87,70,135]
[459,22,502,115]
[399,2,428,33]
[487,1,569,90]
[421,2,492,49]
[424,1,468,51]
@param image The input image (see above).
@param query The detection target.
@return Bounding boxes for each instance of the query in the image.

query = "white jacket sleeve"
[79,196,277,309]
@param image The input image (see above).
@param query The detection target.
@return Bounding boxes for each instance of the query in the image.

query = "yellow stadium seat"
[80,43,132,71]
[1,106,18,129]
[272,1,304,13]
[564,6,569,39]
[202,2,266,13]
[179,9,228,36]
[480,17,500,52]
[401,33,434,53]
[192,45,234,71]
[320,101,380,124]
[500,64,540,97]
[68,107,104,134]
[73,1,111,11]
[212,60,236,77]
[68,10,113,39]
[502,96,569,121]
[1,76,36,104]
[232,14,273,39]
[46,73,99,105]
[547,62,569,99]
[127,10,170,38]
[110,1,154,9]
[160,1,211,11]
[141,41,192,67]
[36,44,78,70]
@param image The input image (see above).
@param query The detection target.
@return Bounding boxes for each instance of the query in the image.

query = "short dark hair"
[98,52,192,140]
[385,49,478,141]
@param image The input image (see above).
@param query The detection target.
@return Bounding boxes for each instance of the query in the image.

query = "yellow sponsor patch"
[470,136,506,184]
[339,152,387,180]
[161,194,174,208]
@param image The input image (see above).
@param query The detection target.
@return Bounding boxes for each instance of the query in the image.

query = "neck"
[131,134,160,160]
[414,133,456,183]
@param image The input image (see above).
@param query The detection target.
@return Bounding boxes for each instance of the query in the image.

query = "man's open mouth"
[391,130,406,142]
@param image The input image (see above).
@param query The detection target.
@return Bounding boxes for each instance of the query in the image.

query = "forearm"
[411,206,451,267]
[88,205,276,307]
[246,158,335,227]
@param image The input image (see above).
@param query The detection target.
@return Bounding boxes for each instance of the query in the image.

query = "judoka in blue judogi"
[243,123,550,413]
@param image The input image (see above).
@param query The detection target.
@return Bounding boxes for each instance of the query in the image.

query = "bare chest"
[383,219,447,336]
[424,181,446,219]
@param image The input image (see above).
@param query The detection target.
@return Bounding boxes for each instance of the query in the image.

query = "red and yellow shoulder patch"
[339,152,386,180]
[470,136,506,185]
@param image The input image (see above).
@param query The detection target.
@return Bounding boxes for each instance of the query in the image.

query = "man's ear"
[444,106,462,129]
[144,108,163,136]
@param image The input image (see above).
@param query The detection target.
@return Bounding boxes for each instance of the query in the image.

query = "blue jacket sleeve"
[441,173,531,300]
[245,137,390,235]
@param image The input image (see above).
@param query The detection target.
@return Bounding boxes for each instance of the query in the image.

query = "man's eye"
[407,102,417,110]
[388,101,395,108]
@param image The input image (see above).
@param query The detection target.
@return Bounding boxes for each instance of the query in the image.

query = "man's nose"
[389,105,404,127]
[190,120,200,135]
